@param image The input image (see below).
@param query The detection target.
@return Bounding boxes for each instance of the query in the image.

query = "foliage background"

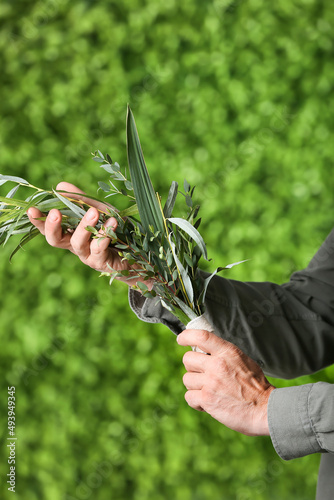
[0,0,333,499]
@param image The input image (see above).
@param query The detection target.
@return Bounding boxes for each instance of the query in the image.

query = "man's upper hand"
[177,328,275,436]
[27,182,153,289]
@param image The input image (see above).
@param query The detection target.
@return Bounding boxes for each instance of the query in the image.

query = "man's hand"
[177,329,275,436]
[27,182,153,289]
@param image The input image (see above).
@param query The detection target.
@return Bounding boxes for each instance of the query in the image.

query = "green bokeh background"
[0,1,333,499]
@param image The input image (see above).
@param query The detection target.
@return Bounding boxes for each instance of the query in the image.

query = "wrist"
[256,386,275,436]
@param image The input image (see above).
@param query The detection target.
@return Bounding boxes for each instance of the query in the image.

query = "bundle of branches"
[0,106,243,325]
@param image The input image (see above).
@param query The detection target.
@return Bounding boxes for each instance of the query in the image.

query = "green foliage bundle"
[0,107,241,324]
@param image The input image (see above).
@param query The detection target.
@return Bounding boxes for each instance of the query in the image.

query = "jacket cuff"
[128,288,185,335]
[268,384,324,460]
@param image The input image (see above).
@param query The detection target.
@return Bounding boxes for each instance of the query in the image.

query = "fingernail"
[49,211,58,222]
[105,219,116,228]
[87,209,96,221]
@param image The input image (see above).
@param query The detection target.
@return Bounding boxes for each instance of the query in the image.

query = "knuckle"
[216,357,229,374]
[182,351,193,366]
[45,235,57,248]
[182,372,190,387]
[70,240,80,253]
[201,387,214,405]
[198,329,211,344]
[90,237,105,254]
[184,391,192,406]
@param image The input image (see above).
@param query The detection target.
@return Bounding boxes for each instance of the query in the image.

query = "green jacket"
[129,228,334,500]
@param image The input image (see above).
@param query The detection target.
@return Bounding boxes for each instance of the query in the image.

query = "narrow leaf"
[161,299,174,312]
[52,190,86,219]
[223,259,249,269]
[198,268,222,306]
[168,217,208,260]
[163,181,178,218]
[168,235,194,305]
[0,185,20,210]
[0,174,29,185]
[173,295,197,321]
[9,227,40,261]
[184,179,190,193]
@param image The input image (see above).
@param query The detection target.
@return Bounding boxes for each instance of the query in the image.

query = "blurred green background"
[0,0,333,499]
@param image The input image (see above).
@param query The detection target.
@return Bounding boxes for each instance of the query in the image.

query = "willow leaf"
[168,217,208,260]
[168,235,194,305]
[163,181,178,218]
[37,199,68,211]
[0,174,29,185]
[0,185,20,211]
[126,106,164,235]
[173,295,197,322]
[52,190,86,218]
[3,217,26,245]
[0,196,30,208]
[9,227,40,261]
[197,267,224,306]
[223,259,249,269]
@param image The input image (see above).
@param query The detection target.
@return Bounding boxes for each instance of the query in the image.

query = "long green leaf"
[52,190,86,219]
[223,259,249,269]
[197,267,223,306]
[0,196,30,208]
[126,106,164,235]
[173,296,197,322]
[0,185,20,210]
[168,235,194,306]
[168,217,208,260]
[9,227,40,261]
[0,175,29,185]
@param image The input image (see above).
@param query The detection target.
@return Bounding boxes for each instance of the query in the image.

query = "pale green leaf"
[168,235,194,305]
[52,190,86,219]
[119,204,138,217]
[98,181,111,192]
[223,259,249,269]
[173,295,197,322]
[168,217,208,260]
[9,227,40,261]
[163,181,178,218]
[0,174,29,185]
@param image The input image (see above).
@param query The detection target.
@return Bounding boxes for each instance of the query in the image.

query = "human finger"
[27,207,46,235]
[44,209,71,249]
[69,207,101,259]
[89,217,118,257]
[177,329,237,356]
[182,350,210,373]
[182,372,205,391]
[184,390,204,412]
